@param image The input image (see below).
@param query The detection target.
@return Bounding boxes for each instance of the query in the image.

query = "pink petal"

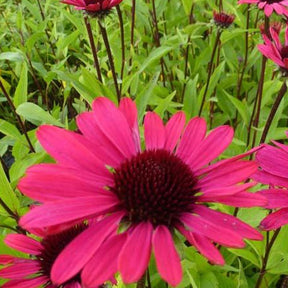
[82,233,127,287]
[152,225,182,286]
[260,208,288,230]
[64,282,82,288]
[92,97,137,159]
[144,112,165,150]
[4,234,43,255]
[37,126,107,176]
[0,260,40,278]
[252,169,288,187]
[177,225,224,265]
[118,222,153,283]
[192,205,262,240]
[176,117,207,161]
[51,212,124,285]
[119,97,141,153]
[0,256,15,265]
[186,126,234,170]
[2,276,48,288]
[260,189,288,208]
[164,112,186,152]
[180,213,245,247]
[20,195,119,230]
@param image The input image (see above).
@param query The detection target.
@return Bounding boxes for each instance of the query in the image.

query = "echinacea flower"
[238,0,288,17]
[253,133,288,230]
[258,24,288,75]
[213,10,235,29]
[19,97,266,287]
[62,0,123,17]
[0,224,93,288]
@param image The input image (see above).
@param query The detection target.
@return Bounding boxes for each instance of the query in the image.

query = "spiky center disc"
[111,149,198,227]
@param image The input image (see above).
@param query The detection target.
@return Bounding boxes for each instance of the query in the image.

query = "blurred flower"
[0,225,92,288]
[259,21,282,35]
[238,0,288,17]
[213,10,235,29]
[19,97,266,287]
[62,0,123,17]
[253,134,288,230]
[258,24,288,75]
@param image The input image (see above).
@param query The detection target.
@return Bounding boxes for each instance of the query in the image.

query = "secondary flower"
[238,0,288,17]
[258,24,288,75]
[213,10,235,29]
[62,0,123,17]
[19,97,266,287]
[0,225,89,287]
[253,134,288,230]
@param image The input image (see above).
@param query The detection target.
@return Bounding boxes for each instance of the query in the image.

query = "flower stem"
[136,271,146,288]
[198,29,221,116]
[116,5,125,94]
[98,19,121,102]
[0,80,35,153]
[260,81,287,144]
[129,0,136,71]
[84,15,103,83]
[255,228,281,288]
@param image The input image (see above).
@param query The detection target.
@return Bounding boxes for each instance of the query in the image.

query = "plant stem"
[136,271,146,288]
[98,19,121,102]
[129,0,136,71]
[198,29,221,116]
[84,15,103,83]
[255,228,281,288]
[260,81,287,144]
[116,5,125,94]
[0,80,35,153]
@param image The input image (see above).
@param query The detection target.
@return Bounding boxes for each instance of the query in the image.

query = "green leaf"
[14,62,28,108]
[154,90,176,118]
[0,120,25,144]
[16,103,64,127]
[0,52,24,62]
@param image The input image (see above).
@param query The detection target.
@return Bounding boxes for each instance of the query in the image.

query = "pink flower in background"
[213,10,235,29]
[253,134,288,230]
[19,97,265,287]
[258,24,288,74]
[62,0,123,17]
[238,0,288,17]
[0,225,91,288]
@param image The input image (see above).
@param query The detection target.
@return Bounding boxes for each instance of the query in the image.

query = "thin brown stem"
[84,16,103,83]
[98,20,121,102]
[260,81,287,144]
[255,229,281,288]
[198,30,221,116]
[136,271,146,288]
[129,0,136,71]
[0,80,35,153]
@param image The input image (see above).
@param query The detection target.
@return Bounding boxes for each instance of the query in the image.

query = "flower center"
[263,0,282,3]
[37,225,87,287]
[280,46,288,59]
[111,149,198,227]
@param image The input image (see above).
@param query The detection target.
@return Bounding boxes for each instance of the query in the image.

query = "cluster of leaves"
[1,0,288,287]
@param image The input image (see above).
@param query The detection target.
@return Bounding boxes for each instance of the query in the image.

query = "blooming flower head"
[19,97,266,287]
[253,133,288,230]
[258,24,288,75]
[62,0,123,18]
[0,225,89,287]
[213,10,235,29]
[238,0,288,17]
[259,21,282,36]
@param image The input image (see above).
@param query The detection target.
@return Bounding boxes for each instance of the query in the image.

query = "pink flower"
[213,10,235,29]
[19,97,266,287]
[258,24,288,74]
[238,0,288,17]
[253,134,288,230]
[0,225,100,287]
[62,0,123,17]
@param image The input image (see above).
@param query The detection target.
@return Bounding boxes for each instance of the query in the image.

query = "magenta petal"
[164,111,186,152]
[177,225,224,265]
[82,233,127,287]
[4,234,43,255]
[144,112,165,150]
[118,222,153,283]
[2,276,48,288]
[152,225,182,286]
[252,169,288,187]
[180,213,245,247]
[0,255,15,265]
[260,208,288,230]
[260,189,288,209]
[192,206,262,240]
[51,212,124,285]
[64,282,82,288]
[20,195,119,230]
[0,260,40,278]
